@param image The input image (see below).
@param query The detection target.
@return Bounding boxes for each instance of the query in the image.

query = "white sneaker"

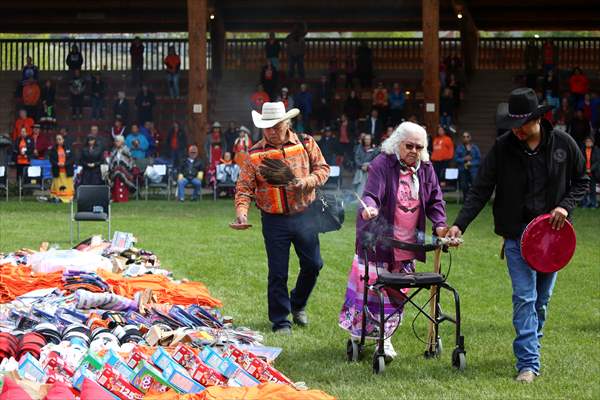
[383,338,397,362]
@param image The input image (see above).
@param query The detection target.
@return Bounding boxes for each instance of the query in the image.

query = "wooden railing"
[0,37,598,72]
[0,38,199,72]
[225,38,461,71]
[478,38,600,70]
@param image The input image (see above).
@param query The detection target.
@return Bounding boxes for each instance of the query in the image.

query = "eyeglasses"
[404,143,424,151]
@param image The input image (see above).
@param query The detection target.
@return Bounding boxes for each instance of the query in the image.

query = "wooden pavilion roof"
[1,0,598,33]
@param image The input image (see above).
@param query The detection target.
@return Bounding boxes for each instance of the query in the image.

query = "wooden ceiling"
[1,0,598,33]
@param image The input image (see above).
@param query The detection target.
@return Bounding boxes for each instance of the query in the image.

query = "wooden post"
[423,0,441,356]
[455,0,479,77]
[422,0,440,136]
[211,7,225,81]
[187,0,208,158]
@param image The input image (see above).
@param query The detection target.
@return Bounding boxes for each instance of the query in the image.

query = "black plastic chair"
[0,165,8,201]
[144,164,172,200]
[70,185,111,244]
[19,166,44,201]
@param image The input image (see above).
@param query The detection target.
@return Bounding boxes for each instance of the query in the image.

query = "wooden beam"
[422,0,440,135]
[453,0,479,75]
[210,5,226,81]
[187,0,208,159]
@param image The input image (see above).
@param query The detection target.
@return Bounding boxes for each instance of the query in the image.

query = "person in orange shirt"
[164,46,181,98]
[13,127,34,181]
[581,136,599,208]
[12,109,34,141]
[234,102,330,334]
[22,77,41,119]
[48,133,75,203]
[250,84,270,112]
[232,125,252,166]
[431,125,454,185]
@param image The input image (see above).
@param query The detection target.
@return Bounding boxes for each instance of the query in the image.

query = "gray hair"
[114,135,125,143]
[381,121,429,162]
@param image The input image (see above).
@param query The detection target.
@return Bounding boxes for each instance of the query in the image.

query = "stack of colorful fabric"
[0,238,336,400]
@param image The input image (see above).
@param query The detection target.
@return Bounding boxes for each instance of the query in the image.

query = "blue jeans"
[288,55,305,79]
[91,96,104,119]
[581,178,598,208]
[261,210,323,330]
[440,113,452,128]
[177,178,201,200]
[267,57,280,71]
[167,72,180,98]
[504,237,558,375]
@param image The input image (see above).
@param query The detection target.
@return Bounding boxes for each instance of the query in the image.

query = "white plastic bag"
[29,249,112,274]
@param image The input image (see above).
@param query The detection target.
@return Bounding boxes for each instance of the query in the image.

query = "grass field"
[0,199,599,399]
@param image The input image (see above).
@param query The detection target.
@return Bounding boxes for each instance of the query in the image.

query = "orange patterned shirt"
[235,130,330,215]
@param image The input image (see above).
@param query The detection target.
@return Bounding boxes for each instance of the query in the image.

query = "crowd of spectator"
[1,38,206,204]
[522,39,600,207]
[2,35,598,208]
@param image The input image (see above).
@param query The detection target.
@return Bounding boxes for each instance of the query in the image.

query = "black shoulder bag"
[299,134,345,233]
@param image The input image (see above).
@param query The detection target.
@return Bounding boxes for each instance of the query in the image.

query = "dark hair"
[361,134,373,147]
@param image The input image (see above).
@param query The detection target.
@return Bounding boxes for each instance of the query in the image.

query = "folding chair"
[30,159,53,189]
[213,180,236,200]
[213,166,237,201]
[19,166,43,201]
[0,166,8,201]
[323,165,342,191]
[144,164,171,200]
[70,185,111,245]
[444,168,460,204]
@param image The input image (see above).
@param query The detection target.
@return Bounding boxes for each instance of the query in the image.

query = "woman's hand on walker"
[361,206,378,220]
[444,225,463,246]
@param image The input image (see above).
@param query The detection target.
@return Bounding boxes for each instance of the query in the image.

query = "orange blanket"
[0,264,221,308]
[144,383,336,400]
[98,270,222,308]
[0,265,63,302]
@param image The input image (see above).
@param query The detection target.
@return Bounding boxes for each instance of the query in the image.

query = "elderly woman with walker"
[339,121,452,364]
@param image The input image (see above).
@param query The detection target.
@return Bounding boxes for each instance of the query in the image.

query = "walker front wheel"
[372,353,386,374]
[452,348,466,371]
[346,339,361,362]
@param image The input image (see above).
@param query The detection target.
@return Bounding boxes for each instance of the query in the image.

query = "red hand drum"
[520,213,576,273]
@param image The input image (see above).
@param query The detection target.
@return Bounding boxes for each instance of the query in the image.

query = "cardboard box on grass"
[97,364,144,400]
[131,360,171,394]
[151,347,204,394]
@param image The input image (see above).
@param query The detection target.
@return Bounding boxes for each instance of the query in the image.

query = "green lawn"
[0,199,599,400]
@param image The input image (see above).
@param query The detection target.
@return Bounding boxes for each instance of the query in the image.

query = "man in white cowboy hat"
[234,102,330,334]
[447,87,588,382]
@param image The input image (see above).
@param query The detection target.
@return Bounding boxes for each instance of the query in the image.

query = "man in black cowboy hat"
[447,88,589,382]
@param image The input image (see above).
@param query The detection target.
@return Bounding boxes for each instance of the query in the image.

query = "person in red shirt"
[260,60,278,100]
[164,46,181,99]
[12,109,34,141]
[372,81,389,122]
[13,127,34,180]
[165,121,187,168]
[250,84,270,112]
[542,40,557,74]
[568,67,589,106]
[31,124,50,160]
[430,125,455,186]
[22,77,41,120]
